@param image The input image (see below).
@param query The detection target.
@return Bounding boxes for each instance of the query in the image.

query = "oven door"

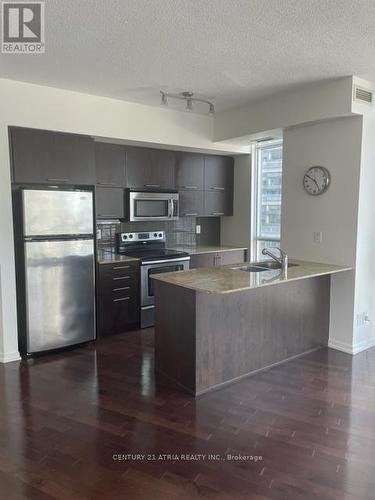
[141,257,190,307]
[129,192,179,221]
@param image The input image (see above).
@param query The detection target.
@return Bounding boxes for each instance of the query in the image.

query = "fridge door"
[24,239,95,353]
[23,189,93,236]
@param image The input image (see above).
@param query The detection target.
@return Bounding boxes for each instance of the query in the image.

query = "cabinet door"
[189,253,216,269]
[175,152,204,190]
[95,187,124,219]
[125,147,175,189]
[216,250,247,266]
[204,190,233,217]
[179,190,204,217]
[150,149,175,189]
[204,155,234,191]
[95,142,126,187]
[11,127,95,185]
[125,146,150,189]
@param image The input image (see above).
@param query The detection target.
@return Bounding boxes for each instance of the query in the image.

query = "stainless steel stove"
[115,231,190,328]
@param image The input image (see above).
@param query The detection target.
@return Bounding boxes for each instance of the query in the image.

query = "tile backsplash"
[97,217,220,249]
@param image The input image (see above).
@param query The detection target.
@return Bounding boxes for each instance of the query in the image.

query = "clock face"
[303,166,330,196]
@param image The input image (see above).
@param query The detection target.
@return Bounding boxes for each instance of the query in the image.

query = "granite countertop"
[151,259,352,294]
[97,248,140,264]
[171,245,248,255]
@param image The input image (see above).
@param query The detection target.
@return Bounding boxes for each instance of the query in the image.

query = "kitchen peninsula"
[153,260,351,396]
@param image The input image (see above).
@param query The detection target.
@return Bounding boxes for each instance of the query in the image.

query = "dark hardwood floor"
[1,329,375,499]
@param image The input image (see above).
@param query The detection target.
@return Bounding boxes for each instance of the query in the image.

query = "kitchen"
[1,2,375,498]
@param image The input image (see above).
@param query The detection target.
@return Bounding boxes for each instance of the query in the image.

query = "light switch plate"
[313,231,323,244]
[196,225,201,234]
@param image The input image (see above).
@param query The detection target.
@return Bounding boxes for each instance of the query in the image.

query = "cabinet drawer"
[100,294,140,334]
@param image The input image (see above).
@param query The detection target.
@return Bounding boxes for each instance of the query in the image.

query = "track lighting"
[159,91,215,114]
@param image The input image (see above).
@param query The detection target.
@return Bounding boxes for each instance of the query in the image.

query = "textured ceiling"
[1,0,375,111]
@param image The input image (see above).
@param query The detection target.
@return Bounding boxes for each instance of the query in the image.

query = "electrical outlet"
[196,224,201,234]
[313,231,323,244]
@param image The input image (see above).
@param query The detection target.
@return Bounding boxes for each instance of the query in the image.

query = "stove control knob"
[129,234,133,239]
[154,233,157,237]
[123,235,128,240]
[158,233,163,238]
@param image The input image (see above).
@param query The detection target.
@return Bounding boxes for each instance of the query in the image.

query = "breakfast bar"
[153,260,351,396]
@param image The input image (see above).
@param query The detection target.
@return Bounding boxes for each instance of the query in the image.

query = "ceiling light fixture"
[160,91,215,114]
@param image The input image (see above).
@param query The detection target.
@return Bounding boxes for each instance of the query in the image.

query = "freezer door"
[23,189,93,236]
[24,239,95,353]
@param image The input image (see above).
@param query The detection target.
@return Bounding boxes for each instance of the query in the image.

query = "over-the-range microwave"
[126,189,179,222]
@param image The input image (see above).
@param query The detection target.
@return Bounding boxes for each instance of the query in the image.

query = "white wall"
[0,78,245,362]
[281,117,363,350]
[220,155,252,251]
[214,77,354,142]
[352,110,375,352]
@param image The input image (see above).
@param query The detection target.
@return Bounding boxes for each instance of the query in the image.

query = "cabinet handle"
[113,276,131,280]
[211,212,224,216]
[184,213,198,216]
[113,297,130,302]
[113,286,130,291]
[210,186,225,191]
[144,184,160,188]
[183,185,198,189]
[97,182,116,186]
[98,214,119,218]
[113,265,130,270]
[46,178,69,182]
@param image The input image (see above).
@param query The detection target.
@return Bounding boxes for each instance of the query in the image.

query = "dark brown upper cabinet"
[204,190,233,217]
[95,186,124,220]
[204,155,234,192]
[10,127,95,185]
[175,152,204,190]
[179,190,204,217]
[94,142,126,187]
[125,146,175,190]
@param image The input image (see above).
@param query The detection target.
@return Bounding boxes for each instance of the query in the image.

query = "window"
[252,141,283,260]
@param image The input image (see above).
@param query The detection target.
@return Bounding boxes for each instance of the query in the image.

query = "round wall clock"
[303,166,331,196]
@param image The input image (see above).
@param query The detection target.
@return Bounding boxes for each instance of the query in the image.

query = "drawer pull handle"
[113,297,130,302]
[113,276,131,280]
[183,185,198,189]
[144,184,160,188]
[113,286,130,291]
[98,214,118,218]
[97,182,116,186]
[211,212,224,216]
[113,265,130,270]
[46,178,69,182]
[210,186,225,191]
[184,213,198,216]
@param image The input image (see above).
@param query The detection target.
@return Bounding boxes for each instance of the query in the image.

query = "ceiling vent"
[353,85,373,104]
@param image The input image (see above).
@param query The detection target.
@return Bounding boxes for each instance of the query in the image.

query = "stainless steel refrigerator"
[21,188,96,354]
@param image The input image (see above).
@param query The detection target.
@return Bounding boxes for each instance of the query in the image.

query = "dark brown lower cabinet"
[97,261,140,337]
[95,186,124,220]
[190,249,246,269]
[179,190,204,217]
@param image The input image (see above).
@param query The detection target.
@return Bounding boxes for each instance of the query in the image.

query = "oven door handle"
[142,257,190,266]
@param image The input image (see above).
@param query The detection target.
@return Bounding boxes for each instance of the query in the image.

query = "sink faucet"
[262,247,288,272]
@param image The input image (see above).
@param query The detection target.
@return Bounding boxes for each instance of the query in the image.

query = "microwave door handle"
[168,199,173,219]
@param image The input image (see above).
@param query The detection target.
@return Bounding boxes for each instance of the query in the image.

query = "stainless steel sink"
[232,265,270,272]
[257,261,299,270]
[231,261,299,273]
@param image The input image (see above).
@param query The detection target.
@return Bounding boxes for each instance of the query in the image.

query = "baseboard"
[0,351,21,363]
[329,338,375,355]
